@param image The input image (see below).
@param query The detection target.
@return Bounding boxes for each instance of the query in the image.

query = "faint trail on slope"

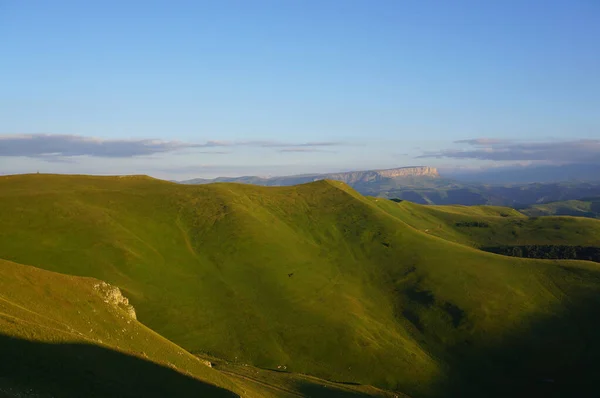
[176,216,201,261]
[0,311,88,342]
[217,369,303,398]
[0,296,73,333]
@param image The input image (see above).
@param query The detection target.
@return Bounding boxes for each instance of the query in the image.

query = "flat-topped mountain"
[180,166,440,186]
[322,166,439,184]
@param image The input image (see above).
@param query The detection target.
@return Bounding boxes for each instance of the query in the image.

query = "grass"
[1,174,600,397]
[0,258,396,398]
[0,257,239,397]
[521,198,600,218]
[372,198,600,248]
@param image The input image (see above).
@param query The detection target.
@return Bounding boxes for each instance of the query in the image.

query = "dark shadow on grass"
[433,270,600,398]
[295,382,386,398]
[0,334,238,398]
[481,245,600,263]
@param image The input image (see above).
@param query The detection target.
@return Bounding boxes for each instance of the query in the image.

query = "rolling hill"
[521,198,600,219]
[0,258,397,398]
[376,199,600,248]
[2,174,600,397]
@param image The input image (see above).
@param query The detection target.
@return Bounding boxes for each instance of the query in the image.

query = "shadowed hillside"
[0,335,237,398]
[1,174,600,397]
[441,261,600,398]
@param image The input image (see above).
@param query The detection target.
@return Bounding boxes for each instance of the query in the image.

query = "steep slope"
[0,258,395,398]
[0,258,240,397]
[0,175,439,395]
[2,174,600,397]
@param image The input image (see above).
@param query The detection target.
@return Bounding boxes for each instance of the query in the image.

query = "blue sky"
[1,0,598,179]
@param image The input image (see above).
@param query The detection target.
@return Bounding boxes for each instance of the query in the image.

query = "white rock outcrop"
[93,281,137,320]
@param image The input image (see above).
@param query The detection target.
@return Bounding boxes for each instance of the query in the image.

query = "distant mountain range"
[181,166,440,186]
[387,181,600,207]
[443,163,600,184]
[180,165,600,207]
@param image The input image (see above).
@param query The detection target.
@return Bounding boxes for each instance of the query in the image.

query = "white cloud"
[0,134,344,160]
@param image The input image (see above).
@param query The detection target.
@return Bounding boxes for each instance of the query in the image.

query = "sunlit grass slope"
[0,258,394,398]
[373,198,600,248]
[2,174,600,397]
[521,198,600,218]
[0,258,241,397]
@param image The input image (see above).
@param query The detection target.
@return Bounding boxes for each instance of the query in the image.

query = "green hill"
[521,198,600,219]
[0,258,396,398]
[375,199,600,248]
[2,174,600,397]
[0,257,240,397]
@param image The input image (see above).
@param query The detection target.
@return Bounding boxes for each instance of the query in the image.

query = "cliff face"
[321,166,439,184]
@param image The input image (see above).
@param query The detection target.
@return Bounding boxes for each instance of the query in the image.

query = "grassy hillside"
[0,258,240,397]
[2,174,600,397]
[375,199,600,248]
[521,198,600,218]
[0,258,396,398]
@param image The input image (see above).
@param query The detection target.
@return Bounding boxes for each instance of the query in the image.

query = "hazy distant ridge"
[180,166,439,186]
[323,166,439,184]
